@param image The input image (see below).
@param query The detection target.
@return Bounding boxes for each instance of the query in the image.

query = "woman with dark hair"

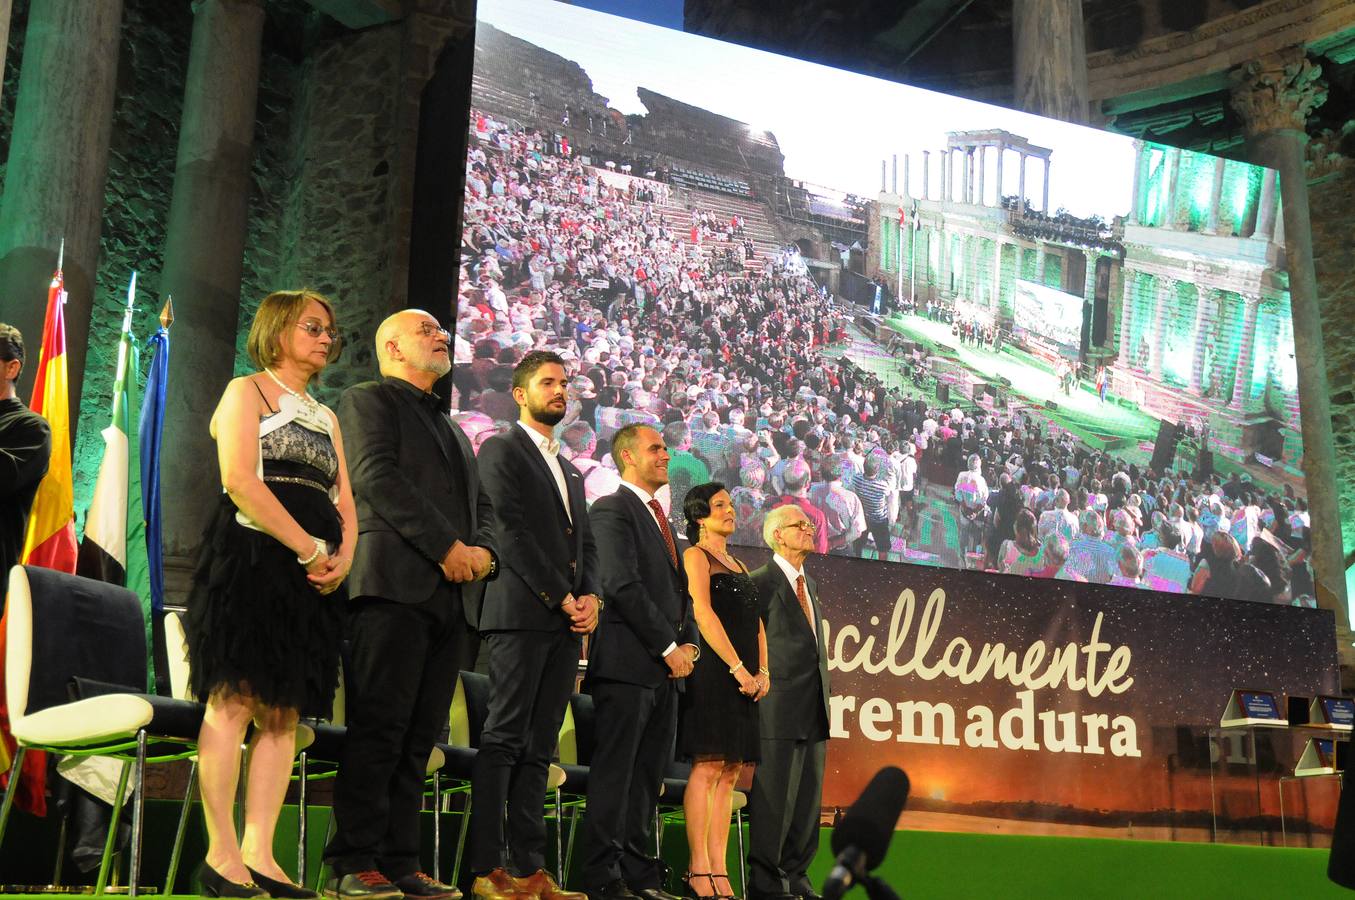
[677,482,767,899]
[1191,532,1244,597]
[1248,538,1292,603]
[998,508,1042,576]
[184,290,355,897]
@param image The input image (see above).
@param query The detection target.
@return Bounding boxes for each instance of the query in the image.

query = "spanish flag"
[0,263,76,813]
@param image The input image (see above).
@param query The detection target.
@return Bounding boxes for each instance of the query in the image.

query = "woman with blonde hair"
[184,290,356,897]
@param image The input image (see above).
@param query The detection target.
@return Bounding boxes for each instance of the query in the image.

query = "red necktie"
[796,575,816,636]
[648,499,678,568]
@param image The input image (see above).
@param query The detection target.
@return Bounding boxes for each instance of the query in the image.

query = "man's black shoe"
[796,892,823,900]
[585,880,638,900]
[392,872,462,900]
[634,889,683,900]
[325,871,405,900]
[746,893,798,900]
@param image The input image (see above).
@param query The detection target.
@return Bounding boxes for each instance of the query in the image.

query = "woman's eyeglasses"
[296,320,343,360]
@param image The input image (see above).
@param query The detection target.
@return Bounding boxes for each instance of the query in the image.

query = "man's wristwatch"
[485,553,498,578]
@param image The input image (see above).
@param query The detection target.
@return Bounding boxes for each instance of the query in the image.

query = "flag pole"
[56,237,64,274]
[123,271,137,331]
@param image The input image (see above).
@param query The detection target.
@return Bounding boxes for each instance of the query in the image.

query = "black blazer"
[471,424,599,631]
[338,377,497,607]
[750,562,830,741]
[587,485,697,687]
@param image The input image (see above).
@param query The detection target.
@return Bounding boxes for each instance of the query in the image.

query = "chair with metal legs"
[432,671,567,887]
[0,566,206,896]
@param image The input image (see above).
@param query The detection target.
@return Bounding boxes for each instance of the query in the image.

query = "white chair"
[0,566,205,895]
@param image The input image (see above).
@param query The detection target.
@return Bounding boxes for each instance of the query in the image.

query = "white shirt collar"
[517,420,560,455]
[620,480,656,505]
[772,552,806,589]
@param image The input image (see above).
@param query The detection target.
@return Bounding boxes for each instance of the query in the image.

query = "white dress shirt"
[517,421,570,523]
[620,479,680,659]
[772,553,816,638]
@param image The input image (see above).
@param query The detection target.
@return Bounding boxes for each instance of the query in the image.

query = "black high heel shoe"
[248,866,320,899]
[681,872,716,898]
[197,862,267,898]
[711,873,738,900]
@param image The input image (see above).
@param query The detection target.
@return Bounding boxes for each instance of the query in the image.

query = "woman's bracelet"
[297,537,325,567]
[758,666,770,676]
[729,660,745,675]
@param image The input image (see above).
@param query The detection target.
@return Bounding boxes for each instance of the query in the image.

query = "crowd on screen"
[943,404,1315,605]
[453,111,1315,607]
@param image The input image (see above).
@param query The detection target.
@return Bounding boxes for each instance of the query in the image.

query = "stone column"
[892,154,898,194]
[995,144,1004,205]
[0,0,13,110]
[993,240,1004,309]
[1128,140,1145,225]
[962,149,971,203]
[902,154,910,198]
[922,151,930,200]
[977,146,986,206]
[1117,269,1136,367]
[1164,147,1182,228]
[1231,48,1349,625]
[1255,168,1278,239]
[1228,295,1261,408]
[0,0,123,416]
[941,147,949,202]
[1042,158,1051,212]
[1149,276,1171,379]
[1207,157,1228,234]
[881,159,887,193]
[160,0,266,594]
[1013,0,1090,124]
[1018,154,1028,210]
[1189,287,1213,394]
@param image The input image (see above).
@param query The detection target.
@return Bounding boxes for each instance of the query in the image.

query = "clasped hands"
[664,643,699,679]
[560,593,601,634]
[440,539,494,583]
[305,549,350,595]
[736,665,770,701]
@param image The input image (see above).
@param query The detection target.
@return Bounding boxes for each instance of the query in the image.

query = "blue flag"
[139,321,169,615]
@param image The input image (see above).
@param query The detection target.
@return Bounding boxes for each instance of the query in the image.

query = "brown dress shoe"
[512,870,587,900]
[471,868,535,900]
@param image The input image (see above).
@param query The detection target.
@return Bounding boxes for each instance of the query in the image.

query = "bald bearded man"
[324,310,499,900]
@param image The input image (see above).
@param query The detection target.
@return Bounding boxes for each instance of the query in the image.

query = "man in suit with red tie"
[581,424,697,900]
[467,351,600,900]
[747,505,830,900]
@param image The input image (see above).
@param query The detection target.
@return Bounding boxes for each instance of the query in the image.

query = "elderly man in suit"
[466,351,600,900]
[747,504,829,900]
[581,424,697,900]
[325,310,499,900]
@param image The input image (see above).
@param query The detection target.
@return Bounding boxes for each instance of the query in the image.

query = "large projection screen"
[451,0,1312,610]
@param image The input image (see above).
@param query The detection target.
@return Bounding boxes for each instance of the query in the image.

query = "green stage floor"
[1,824,1345,900]
[881,313,1161,452]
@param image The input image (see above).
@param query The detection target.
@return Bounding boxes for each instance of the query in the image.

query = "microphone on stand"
[822,766,910,900]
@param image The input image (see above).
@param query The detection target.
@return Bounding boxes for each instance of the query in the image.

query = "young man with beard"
[465,351,600,900]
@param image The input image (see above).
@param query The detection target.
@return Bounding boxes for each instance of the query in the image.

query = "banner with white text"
[803,552,1341,844]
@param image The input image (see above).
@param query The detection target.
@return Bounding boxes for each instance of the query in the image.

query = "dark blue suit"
[468,424,599,876]
[581,485,696,890]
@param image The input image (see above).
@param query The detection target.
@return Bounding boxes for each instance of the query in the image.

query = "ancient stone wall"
[1308,164,1355,562]
[242,21,408,408]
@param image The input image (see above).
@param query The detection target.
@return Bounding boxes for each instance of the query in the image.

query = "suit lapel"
[622,486,676,571]
[513,425,571,523]
[395,384,454,470]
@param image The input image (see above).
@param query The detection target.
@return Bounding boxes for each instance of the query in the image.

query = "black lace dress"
[184,396,344,718]
[677,548,762,763]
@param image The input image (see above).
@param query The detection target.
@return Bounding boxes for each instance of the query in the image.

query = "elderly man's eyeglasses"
[416,323,452,340]
[781,521,816,533]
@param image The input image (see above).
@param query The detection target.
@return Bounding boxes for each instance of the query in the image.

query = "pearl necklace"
[264,368,320,415]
